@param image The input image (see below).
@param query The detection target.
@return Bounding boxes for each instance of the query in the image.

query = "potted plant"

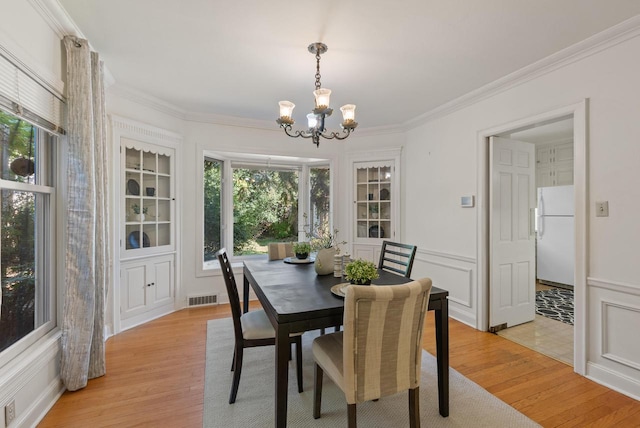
[344,259,379,285]
[302,213,347,275]
[292,241,311,259]
[131,204,148,221]
[370,203,379,219]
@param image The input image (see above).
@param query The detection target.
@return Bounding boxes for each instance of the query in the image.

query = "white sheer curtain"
[60,35,111,391]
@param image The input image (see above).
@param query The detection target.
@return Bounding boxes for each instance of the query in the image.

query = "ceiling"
[58,0,640,131]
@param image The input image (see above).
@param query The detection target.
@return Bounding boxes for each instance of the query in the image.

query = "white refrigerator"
[536,185,575,287]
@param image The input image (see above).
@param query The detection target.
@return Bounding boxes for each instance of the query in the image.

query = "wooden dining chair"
[312,278,433,427]
[215,248,303,403]
[267,242,294,260]
[378,240,417,278]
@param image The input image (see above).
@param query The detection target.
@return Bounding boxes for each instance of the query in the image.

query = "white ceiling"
[58,0,640,130]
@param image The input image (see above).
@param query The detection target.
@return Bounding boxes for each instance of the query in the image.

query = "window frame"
[0,124,57,368]
[197,150,333,275]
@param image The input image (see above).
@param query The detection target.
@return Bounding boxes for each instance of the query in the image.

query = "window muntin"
[0,110,55,362]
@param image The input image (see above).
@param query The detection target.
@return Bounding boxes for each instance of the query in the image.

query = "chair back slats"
[342,278,433,404]
[216,248,244,340]
[268,242,294,260]
[378,241,417,278]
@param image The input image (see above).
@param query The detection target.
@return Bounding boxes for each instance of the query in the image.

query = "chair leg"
[295,336,303,393]
[230,349,235,371]
[229,346,243,404]
[409,387,420,428]
[347,403,357,428]
[313,363,323,419]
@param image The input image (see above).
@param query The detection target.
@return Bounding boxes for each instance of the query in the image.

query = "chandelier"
[276,42,357,148]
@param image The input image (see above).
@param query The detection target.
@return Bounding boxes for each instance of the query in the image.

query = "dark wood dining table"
[242,258,449,428]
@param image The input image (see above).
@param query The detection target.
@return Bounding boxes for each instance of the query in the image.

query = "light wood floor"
[38,302,640,427]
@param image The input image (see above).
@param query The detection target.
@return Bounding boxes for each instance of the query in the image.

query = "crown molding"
[107,83,188,120]
[29,0,79,39]
[187,111,275,130]
[404,15,640,130]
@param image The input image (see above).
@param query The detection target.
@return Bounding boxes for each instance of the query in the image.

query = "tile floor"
[496,284,574,366]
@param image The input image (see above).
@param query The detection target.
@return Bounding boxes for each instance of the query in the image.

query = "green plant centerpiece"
[345,259,379,285]
[292,241,311,259]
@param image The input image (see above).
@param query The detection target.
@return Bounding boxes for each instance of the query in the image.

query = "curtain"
[60,36,111,391]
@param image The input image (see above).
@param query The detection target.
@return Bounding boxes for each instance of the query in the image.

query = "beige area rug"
[204,318,541,427]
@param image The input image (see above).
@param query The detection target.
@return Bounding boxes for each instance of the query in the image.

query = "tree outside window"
[0,111,55,354]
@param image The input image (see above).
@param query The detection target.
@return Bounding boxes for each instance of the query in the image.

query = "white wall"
[403,30,640,397]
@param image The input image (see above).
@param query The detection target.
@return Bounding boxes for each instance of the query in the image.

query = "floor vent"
[188,294,218,307]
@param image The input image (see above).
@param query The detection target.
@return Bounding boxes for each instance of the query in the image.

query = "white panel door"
[490,137,536,328]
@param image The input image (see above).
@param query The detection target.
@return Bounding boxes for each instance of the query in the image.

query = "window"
[202,153,331,268]
[0,110,56,361]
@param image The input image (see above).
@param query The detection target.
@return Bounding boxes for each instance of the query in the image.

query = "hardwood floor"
[39,303,640,427]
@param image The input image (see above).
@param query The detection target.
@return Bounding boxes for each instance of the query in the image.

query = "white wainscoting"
[412,249,477,327]
[586,277,640,400]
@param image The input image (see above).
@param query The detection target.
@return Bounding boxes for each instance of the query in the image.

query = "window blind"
[0,53,65,134]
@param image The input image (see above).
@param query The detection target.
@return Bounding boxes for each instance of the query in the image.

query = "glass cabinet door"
[123,143,174,252]
[355,162,393,240]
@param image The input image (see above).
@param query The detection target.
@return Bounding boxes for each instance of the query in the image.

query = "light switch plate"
[595,201,609,217]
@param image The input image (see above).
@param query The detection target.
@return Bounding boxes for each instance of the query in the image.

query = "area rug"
[535,288,574,325]
[203,318,540,427]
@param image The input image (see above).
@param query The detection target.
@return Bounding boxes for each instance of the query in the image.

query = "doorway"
[490,117,575,365]
[477,101,588,374]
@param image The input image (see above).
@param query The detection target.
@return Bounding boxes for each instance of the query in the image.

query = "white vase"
[314,247,337,275]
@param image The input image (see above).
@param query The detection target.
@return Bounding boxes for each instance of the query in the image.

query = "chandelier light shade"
[276,42,357,147]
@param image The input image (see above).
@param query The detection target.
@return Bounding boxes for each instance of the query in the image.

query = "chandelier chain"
[315,52,322,90]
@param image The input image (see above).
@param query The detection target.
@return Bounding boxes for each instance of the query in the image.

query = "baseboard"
[586,361,640,401]
[22,377,64,427]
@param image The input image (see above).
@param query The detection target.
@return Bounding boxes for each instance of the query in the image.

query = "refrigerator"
[536,185,575,288]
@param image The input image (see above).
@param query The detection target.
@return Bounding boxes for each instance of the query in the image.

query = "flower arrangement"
[344,259,379,285]
[292,241,311,259]
[303,213,346,252]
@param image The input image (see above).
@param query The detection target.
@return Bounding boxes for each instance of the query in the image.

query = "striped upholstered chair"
[312,278,433,427]
[267,242,294,260]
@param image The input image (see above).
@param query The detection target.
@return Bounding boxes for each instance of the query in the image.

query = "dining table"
[242,258,449,428]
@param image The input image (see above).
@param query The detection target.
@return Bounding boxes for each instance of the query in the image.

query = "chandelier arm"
[281,124,312,139]
[318,128,353,141]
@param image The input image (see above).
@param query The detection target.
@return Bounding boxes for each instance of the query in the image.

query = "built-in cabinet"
[120,254,174,327]
[123,143,174,253]
[536,141,573,187]
[111,115,181,333]
[350,149,401,263]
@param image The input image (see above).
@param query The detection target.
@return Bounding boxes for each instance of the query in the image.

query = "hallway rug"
[535,288,574,325]
[203,318,541,427]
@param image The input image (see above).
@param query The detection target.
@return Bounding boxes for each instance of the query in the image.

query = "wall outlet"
[5,400,16,426]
